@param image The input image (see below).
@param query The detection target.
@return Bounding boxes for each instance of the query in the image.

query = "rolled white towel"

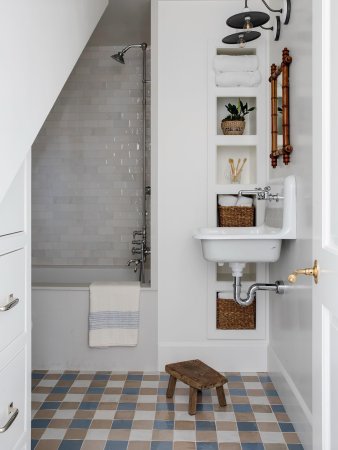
[218,195,237,207]
[213,55,259,73]
[236,196,253,207]
[215,71,261,87]
[218,292,233,300]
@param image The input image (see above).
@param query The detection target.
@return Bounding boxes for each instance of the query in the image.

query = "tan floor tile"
[258,421,280,432]
[31,429,45,440]
[90,381,108,388]
[108,429,131,440]
[110,375,127,381]
[228,382,245,389]
[46,394,66,402]
[216,421,237,431]
[98,402,118,410]
[48,419,72,428]
[133,420,154,429]
[173,442,196,450]
[195,412,214,421]
[120,395,138,402]
[33,387,53,394]
[69,387,87,394]
[81,442,108,450]
[140,388,158,395]
[242,376,259,382]
[175,404,188,412]
[230,396,249,404]
[252,405,272,413]
[90,419,112,429]
[34,410,56,419]
[74,410,95,419]
[56,381,73,387]
[60,402,80,410]
[264,445,288,450]
[137,403,156,410]
[128,441,151,450]
[44,374,61,380]
[77,374,94,380]
[155,411,175,420]
[152,429,174,440]
[219,444,241,450]
[196,431,217,441]
[275,413,290,422]
[235,412,255,421]
[269,397,282,405]
[64,428,88,439]
[247,389,265,396]
[36,439,61,450]
[143,375,160,381]
[32,402,42,410]
[114,411,135,420]
[239,431,262,443]
[124,381,141,388]
[283,432,301,444]
[175,420,195,430]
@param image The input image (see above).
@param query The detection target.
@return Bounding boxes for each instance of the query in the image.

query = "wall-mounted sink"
[194,176,296,269]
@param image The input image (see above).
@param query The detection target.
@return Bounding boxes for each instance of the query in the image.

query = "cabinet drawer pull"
[0,403,19,433]
[0,295,19,312]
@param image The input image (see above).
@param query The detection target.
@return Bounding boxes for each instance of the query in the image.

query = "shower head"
[111,43,147,64]
[111,51,125,64]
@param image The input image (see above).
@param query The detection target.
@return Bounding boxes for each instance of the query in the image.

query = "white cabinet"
[0,155,31,450]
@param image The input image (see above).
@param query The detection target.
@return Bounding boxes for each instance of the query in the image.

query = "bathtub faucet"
[127,259,140,273]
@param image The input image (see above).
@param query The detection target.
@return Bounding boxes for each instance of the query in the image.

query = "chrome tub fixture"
[222,0,291,46]
[111,43,151,284]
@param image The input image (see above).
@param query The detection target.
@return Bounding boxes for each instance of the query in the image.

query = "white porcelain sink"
[194,176,296,266]
[194,225,282,263]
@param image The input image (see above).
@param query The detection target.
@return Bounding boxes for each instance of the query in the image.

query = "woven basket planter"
[217,298,256,330]
[221,120,245,135]
[218,205,255,227]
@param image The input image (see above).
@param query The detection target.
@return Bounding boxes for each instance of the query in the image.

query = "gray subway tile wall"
[32,46,151,266]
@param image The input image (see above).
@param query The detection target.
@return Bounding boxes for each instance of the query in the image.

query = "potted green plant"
[221,99,256,135]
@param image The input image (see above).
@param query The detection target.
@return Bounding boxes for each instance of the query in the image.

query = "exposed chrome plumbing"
[127,228,151,284]
[238,185,284,202]
[231,276,284,307]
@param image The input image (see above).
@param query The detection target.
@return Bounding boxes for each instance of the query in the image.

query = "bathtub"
[32,266,157,371]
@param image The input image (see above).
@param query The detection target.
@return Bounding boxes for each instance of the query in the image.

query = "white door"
[313,0,338,448]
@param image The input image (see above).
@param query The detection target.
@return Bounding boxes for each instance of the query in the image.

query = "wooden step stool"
[165,359,228,415]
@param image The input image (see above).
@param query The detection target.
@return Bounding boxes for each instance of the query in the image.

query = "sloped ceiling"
[88,0,151,46]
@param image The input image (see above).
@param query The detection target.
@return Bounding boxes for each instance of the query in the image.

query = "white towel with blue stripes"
[89,281,140,347]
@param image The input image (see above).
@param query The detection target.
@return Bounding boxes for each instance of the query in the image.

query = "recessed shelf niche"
[217,97,257,136]
[216,48,256,56]
[217,146,256,185]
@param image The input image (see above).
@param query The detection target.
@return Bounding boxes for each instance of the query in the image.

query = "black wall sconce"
[223,0,291,46]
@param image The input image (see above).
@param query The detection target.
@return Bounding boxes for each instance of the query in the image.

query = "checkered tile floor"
[31,371,303,450]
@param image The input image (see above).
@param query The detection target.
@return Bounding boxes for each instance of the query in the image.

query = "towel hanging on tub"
[89,281,140,347]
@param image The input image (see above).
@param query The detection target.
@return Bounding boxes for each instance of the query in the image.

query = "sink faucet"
[238,186,283,202]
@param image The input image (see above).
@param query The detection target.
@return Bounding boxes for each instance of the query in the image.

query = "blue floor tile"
[87,387,104,394]
[241,444,264,450]
[105,441,128,450]
[31,419,51,428]
[31,440,39,449]
[122,388,140,395]
[233,404,252,413]
[271,404,286,413]
[70,419,91,429]
[52,387,69,394]
[156,403,175,411]
[229,389,247,396]
[196,421,216,431]
[127,374,143,380]
[60,374,77,381]
[151,442,173,450]
[111,420,133,429]
[154,420,174,430]
[237,421,258,432]
[287,446,304,450]
[158,388,167,395]
[160,374,170,381]
[227,375,242,382]
[40,402,61,410]
[32,373,45,380]
[94,374,110,380]
[59,441,83,450]
[117,403,137,410]
[265,390,279,396]
[197,444,218,450]
[259,375,272,382]
[196,403,213,411]
[79,402,99,410]
[280,422,295,432]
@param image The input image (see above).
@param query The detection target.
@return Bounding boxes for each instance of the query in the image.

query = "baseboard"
[158,341,267,372]
[268,346,312,450]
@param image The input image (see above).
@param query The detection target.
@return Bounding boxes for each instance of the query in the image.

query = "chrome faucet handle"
[132,248,142,255]
[133,230,143,239]
[132,239,143,245]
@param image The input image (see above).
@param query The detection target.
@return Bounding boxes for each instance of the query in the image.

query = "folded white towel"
[218,195,237,207]
[89,281,140,347]
[215,71,261,87]
[236,196,253,207]
[218,292,233,300]
[213,55,259,73]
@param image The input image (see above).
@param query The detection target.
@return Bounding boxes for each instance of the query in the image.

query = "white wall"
[157,0,266,370]
[268,0,313,446]
[0,0,108,203]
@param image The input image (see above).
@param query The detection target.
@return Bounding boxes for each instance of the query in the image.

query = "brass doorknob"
[288,260,319,284]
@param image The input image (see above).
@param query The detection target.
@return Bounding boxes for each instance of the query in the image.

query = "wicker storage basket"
[217,298,256,330]
[218,205,255,227]
[221,120,245,135]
